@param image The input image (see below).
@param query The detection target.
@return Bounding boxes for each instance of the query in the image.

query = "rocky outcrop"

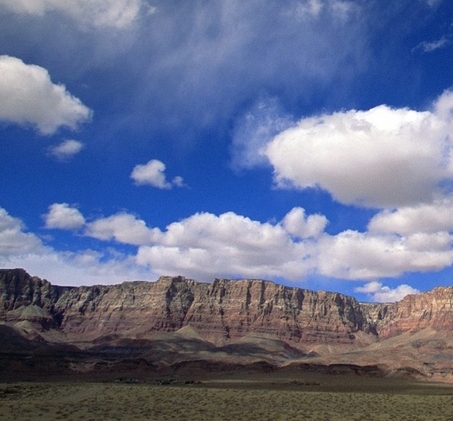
[0,269,374,345]
[1,268,453,348]
[0,268,68,330]
[372,287,453,337]
[185,278,373,344]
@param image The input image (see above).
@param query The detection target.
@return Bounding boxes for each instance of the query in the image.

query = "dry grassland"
[1,381,453,421]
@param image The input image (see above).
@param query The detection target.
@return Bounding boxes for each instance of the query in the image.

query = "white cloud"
[131,159,185,189]
[282,207,328,238]
[0,56,91,134]
[44,203,85,230]
[317,230,453,280]
[0,208,45,256]
[36,202,453,284]
[355,281,420,303]
[0,205,320,285]
[0,206,151,286]
[423,0,442,7]
[230,97,293,170]
[1,248,152,287]
[48,139,84,161]
[293,0,357,20]
[0,0,144,28]
[172,176,185,188]
[136,210,319,281]
[85,212,156,245]
[415,36,451,53]
[368,196,453,235]
[264,90,453,208]
[46,205,321,280]
[4,202,453,289]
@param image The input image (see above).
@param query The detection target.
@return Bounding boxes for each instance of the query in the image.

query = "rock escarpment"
[2,268,453,348]
[371,287,453,337]
[0,269,373,345]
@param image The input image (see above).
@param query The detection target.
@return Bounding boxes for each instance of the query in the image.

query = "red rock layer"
[2,268,453,346]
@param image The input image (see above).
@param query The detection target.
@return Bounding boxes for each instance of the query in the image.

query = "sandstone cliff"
[372,286,453,337]
[0,269,375,345]
[1,268,453,348]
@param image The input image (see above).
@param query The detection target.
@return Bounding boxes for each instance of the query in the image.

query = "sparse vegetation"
[1,379,453,421]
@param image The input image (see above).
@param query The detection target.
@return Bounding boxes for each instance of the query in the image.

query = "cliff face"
[0,269,373,345]
[372,287,453,338]
[1,268,453,347]
[0,268,67,330]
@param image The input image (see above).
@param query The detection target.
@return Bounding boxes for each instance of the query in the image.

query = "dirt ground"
[2,373,453,421]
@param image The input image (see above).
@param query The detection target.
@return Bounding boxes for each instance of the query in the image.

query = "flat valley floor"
[2,370,453,421]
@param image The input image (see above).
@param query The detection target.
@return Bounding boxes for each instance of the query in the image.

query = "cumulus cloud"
[0,208,45,256]
[39,202,453,286]
[48,205,324,281]
[0,0,144,28]
[355,281,420,302]
[3,203,449,296]
[136,210,321,281]
[48,139,84,161]
[368,196,453,235]
[44,203,85,230]
[0,56,91,134]
[1,247,151,287]
[317,230,453,280]
[264,90,453,208]
[0,206,151,286]
[85,213,156,245]
[42,205,318,280]
[131,159,185,189]
[282,207,328,239]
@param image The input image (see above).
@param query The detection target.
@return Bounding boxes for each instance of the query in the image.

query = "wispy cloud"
[423,0,442,8]
[0,0,145,29]
[414,35,451,53]
[230,97,293,171]
[48,139,84,161]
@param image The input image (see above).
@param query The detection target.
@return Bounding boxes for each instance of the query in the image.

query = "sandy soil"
[1,379,453,421]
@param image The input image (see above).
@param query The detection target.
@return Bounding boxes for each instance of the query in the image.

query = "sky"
[1,0,453,302]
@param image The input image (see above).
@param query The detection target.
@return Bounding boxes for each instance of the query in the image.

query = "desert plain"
[4,270,453,420]
[2,369,453,421]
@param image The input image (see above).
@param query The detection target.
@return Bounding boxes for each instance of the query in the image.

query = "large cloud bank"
[29,190,453,301]
[4,190,453,301]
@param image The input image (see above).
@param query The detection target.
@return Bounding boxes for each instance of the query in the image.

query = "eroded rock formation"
[1,268,453,345]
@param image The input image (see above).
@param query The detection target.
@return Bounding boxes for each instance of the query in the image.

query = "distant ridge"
[2,268,453,382]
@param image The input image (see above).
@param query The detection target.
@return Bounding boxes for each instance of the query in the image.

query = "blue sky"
[1,0,453,302]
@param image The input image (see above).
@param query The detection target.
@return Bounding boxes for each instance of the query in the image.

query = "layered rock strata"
[2,268,453,347]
